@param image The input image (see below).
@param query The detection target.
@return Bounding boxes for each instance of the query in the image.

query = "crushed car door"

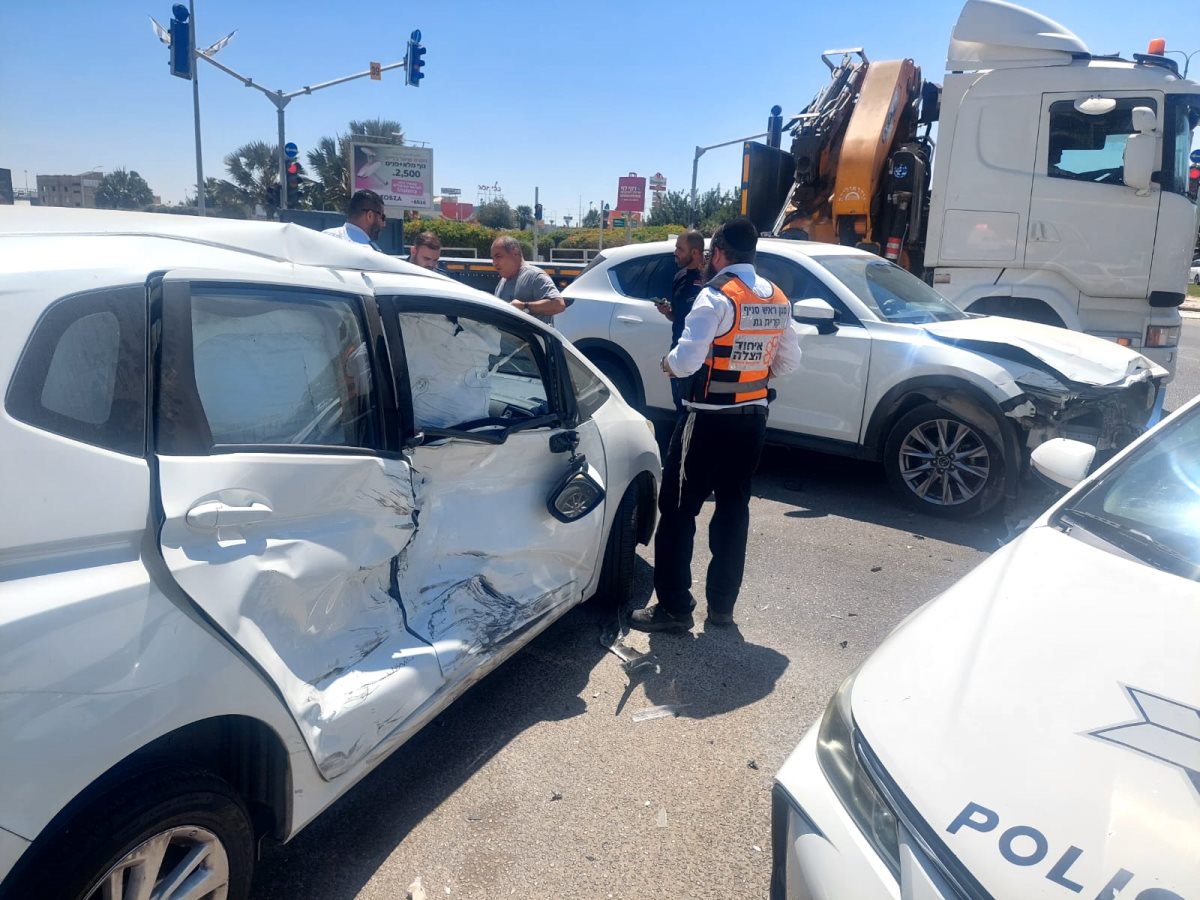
[152,272,444,780]
[379,297,607,683]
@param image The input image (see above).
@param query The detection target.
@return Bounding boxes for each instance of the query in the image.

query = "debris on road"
[407,877,427,900]
[747,759,759,770]
[632,703,692,722]
[550,791,563,801]
[870,565,883,572]
[839,640,848,649]
[829,613,843,619]
[656,807,669,828]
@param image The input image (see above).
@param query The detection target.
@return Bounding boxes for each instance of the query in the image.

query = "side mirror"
[547,456,606,523]
[1123,106,1158,193]
[1031,438,1096,490]
[792,298,837,334]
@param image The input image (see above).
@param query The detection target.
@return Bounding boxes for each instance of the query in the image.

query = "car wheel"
[590,354,641,410]
[591,486,639,609]
[883,403,1004,518]
[14,767,255,900]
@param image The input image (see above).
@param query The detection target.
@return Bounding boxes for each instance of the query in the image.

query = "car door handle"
[616,315,643,325]
[186,501,274,530]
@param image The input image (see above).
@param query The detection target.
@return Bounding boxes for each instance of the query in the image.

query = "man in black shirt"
[655,229,706,411]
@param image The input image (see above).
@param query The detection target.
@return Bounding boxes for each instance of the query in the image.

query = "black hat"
[716,216,758,253]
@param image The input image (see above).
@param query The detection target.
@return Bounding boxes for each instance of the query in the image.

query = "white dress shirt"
[322,222,377,248]
[665,262,804,410]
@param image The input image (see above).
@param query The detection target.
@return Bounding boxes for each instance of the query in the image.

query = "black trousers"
[653,406,768,616]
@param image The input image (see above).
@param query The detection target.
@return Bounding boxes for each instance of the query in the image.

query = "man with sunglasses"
[323,189,388,250]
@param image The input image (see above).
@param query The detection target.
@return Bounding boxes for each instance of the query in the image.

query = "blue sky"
[1,1,1195,219]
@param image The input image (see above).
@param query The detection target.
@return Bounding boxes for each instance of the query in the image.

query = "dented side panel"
[399,424,607,682]
[157,453,445,779]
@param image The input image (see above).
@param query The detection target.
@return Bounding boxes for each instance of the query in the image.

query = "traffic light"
[168,3,192,80]
[535,202,543,222]
[406,31,426,87]
[286,162,303,208]
[601,203,610,229]
[1189,165,1199,201]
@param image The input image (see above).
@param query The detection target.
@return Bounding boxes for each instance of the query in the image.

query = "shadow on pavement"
[751,444,1057,553]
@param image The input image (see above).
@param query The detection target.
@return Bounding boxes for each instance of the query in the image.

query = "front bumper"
[771,725,969,900]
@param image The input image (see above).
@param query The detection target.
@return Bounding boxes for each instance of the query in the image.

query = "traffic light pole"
[690,131,768,227]
[189,0,205,216]
[195,52,408,212]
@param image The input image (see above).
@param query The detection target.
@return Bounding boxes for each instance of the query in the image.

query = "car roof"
[592,236,873,263]
[0,207,437,277]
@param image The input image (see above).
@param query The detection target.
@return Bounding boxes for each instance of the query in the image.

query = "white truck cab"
[926,0,1199,376]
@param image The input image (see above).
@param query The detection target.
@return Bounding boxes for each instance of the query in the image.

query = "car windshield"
[1054,405,1200,580]
[812,255,966,324]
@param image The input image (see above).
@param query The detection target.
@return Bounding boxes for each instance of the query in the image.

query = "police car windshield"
[813,255,966,324]
[1055,404,1200,581]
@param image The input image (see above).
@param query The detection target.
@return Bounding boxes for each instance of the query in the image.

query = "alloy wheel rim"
[898,418,990,506]
[85,825,230,900]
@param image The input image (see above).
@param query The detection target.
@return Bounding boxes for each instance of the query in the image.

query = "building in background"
[37,172,102,209]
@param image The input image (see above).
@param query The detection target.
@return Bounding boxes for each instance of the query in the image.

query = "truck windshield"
[1165,94,1200,199]
[812,255,966,324]
[1054,402,1200,581]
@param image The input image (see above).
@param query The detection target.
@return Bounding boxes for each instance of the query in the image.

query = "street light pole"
[689,131,769,227]
[1164,49,1200,79]
[189,0,205,215]
[196,51,410,214]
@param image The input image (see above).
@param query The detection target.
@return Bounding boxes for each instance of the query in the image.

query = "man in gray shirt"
[490,236,571,325]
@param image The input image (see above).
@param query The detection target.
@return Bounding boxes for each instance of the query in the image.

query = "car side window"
[611,253,676,301]
[396,311,553,431]
[5,286,146,455]
[564,348,611,420]
[159,286,377,452]
[1047,97,1157,186]
[756,253,859,326]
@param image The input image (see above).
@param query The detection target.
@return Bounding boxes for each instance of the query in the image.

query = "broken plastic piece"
[407,877,427,900]
[656,807,668,828]
[632,703,691,722]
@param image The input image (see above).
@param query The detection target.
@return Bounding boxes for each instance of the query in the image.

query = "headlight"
[816,673,902,879]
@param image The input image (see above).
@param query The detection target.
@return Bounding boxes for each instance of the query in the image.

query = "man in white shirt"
[323,190,387,250]
[631,217,804,633]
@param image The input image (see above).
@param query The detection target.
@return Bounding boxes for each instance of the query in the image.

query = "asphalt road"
[250,320,1200,900]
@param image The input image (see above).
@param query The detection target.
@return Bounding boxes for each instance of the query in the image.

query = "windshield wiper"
[1060,507,1198,575]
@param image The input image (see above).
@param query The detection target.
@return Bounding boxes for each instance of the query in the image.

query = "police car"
[770,393,1200,898]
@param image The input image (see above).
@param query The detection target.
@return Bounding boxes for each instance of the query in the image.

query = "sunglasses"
[371,208,387,221]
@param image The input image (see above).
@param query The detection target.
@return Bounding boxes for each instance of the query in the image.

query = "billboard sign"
[649,172,667,191]
[616,175,646,213]
[349,141,434,212]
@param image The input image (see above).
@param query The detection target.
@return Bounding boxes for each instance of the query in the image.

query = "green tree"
[581,208,600,228]
[222,140,280,216]
[94,168,154,210]
[646,187,738,231]
[477,199,515,229]
[307,118,403,213]
[515,204,533,230]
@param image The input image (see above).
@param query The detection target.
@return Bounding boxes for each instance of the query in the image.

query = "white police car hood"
[922,316,1167,387]
[852,524,1200,899]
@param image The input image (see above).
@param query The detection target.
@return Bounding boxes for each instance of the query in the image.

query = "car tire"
[883,403,1004,519]
[10,767,256,900]
[590,354,641,410]
[591,486,639,609]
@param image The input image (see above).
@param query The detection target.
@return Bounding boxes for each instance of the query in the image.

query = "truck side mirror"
[1123,106,1158,193]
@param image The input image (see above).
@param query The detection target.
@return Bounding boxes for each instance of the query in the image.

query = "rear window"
[610,253,677,301]
[5,286,146,455]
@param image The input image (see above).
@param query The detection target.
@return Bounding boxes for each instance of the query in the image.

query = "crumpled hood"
[923,317,1168,387]
[852,525,1200,899]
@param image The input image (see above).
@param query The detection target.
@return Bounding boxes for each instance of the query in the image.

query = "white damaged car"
[770,393,1200,899]
[0,209,660,899]
[558,240,1169,517]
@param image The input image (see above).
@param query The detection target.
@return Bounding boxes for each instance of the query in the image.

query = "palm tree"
[306,119,403,212]
[223,140,279,216]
